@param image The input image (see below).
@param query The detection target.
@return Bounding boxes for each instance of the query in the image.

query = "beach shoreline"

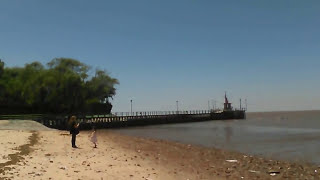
[108,131,320,179]
[0,128,319,179]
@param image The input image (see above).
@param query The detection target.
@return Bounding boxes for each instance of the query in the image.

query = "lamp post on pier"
[130,99,133,115]
[211,100,216,111]
[245,99,247,110]
[176,100,179,114]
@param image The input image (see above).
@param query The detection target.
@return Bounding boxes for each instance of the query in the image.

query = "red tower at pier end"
[224,92,232,111]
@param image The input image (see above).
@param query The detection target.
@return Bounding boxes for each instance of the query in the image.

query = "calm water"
[113,110,320,165]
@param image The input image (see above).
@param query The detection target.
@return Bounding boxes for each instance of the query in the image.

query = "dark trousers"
[71,133,77,147]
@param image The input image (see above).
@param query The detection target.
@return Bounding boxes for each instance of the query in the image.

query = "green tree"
[0,59,6,105]
[0,58,119,114]
[0,59,4,77]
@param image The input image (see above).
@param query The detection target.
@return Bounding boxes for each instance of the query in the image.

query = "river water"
[113,110,320,165]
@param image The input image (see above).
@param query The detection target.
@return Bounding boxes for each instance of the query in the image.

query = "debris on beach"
[226,159,238,163]
[187,144,192,149]
[59,166,67,170]
[268,170,280,176]
[249,170,260,173]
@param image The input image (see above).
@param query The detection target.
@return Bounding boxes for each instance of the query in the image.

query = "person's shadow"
[72,147,82,149]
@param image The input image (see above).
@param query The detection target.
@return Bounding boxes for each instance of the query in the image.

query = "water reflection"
[224,124,233,144]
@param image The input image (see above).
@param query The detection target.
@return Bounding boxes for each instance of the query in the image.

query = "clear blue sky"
[1,0,319,112]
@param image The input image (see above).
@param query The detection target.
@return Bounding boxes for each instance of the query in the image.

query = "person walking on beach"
[90,126,97,148]
[69,116,80,148]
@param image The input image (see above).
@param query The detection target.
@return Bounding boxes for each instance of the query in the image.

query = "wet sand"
[1,120,320,179]
[0,130,32,164]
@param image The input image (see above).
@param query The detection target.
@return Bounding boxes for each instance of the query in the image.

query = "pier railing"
[112,109,219,116]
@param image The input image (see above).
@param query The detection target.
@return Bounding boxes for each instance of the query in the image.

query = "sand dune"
[0,120,53,131]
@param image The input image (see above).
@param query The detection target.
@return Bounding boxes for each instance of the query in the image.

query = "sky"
[0,0,319,112]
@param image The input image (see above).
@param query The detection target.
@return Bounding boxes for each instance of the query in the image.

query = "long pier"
[0,93,246,130]
[21,109,245,130]
[0,109,245,130]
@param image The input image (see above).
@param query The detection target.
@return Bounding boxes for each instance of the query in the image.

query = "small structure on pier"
[223,92,232,111]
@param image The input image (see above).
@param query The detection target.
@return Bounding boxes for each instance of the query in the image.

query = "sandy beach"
[1,121,320,180]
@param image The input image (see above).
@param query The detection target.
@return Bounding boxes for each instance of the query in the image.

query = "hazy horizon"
[1,0,319,112]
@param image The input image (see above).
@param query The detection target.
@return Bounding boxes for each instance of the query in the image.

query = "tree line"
[0,58,119,114]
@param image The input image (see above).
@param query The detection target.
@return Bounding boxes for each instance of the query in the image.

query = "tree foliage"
[0,59,4,77]
[0,58,119,114]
